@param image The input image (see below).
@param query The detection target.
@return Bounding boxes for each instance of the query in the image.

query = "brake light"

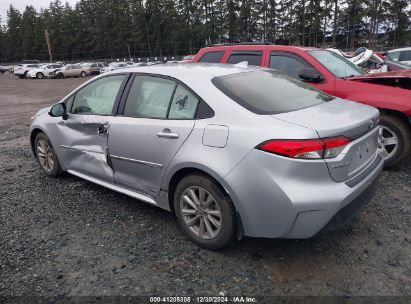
[258,137,350,159]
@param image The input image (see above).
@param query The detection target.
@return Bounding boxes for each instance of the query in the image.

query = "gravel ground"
[0,73,410,297]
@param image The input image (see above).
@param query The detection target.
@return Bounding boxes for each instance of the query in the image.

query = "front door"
[109,75,199,196]
[57,74,128,182]
[268,51,335,95]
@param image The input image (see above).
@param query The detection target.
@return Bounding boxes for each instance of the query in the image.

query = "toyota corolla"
[29,64,383,249]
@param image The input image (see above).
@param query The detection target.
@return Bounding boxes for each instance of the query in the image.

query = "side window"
[124,76,176,119]
[387,51,400,61]
[270,55,310,80]
[71,75,125,115]
[168,85,199,119]
[399,50,411,61]
[199,51,225,63]
[227,52,262,66]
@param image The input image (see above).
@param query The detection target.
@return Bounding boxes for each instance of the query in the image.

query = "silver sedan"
[29,63,383,249]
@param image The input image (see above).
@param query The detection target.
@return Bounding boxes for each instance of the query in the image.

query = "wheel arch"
[30,127,45,154]
[378,108,411,126]
[165,165,231,213]
[165,165,244,239]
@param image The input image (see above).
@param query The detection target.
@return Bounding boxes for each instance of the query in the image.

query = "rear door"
[108,74,199,196]
[57,74,129,182]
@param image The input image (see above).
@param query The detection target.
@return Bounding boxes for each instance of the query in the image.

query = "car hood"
[31,106,51,120]
[347,70,411,90]
[349,70,411,80]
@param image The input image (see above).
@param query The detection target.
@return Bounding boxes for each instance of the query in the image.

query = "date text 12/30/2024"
[149,296,258,303]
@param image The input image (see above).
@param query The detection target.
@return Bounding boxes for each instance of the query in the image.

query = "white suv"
[14,64,42,79]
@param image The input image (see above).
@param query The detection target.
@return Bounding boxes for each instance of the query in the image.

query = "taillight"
[258,137,350,159]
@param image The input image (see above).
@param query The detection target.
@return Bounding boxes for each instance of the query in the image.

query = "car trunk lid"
[272,98,380,182]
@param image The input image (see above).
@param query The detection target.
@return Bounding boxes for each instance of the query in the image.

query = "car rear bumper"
[224,150,383,239]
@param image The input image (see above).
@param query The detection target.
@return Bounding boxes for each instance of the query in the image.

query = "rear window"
[212,70,333,115]
[199,51,224,63]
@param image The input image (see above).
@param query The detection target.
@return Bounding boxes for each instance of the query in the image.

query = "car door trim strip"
[110,155,164,168]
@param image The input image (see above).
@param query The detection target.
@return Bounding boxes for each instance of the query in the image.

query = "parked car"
[81,62,106,75]
[192,44,411,168]
[30,64,383,249]
[14,63,42,79]
[179,55,195,63]
[100,62,129,74]
[385,47,411,66]
[0,65,9,74]
[50,64,90,79]
[384,58,411,71]
[26,64,63,79]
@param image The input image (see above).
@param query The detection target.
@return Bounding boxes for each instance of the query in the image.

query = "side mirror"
[49,103,68,120]
[299,68,325,83]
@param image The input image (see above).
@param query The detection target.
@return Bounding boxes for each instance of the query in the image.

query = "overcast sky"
[1,0,79,21]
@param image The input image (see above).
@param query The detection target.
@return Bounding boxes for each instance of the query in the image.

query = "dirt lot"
[0,73,410,297]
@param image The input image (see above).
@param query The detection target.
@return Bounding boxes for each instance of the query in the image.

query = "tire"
[18,75,24,79]
[380,114,411,169]
[36,72,44,79]
[56,73,64,79]
[174,174,236,249]
[80,71,86,77]
[34,133,62,177]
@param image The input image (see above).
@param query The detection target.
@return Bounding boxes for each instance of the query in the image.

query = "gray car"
[29,63,383,249]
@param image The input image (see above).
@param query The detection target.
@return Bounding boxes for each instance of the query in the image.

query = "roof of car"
[108,63,265,81]
[200,44,320,51]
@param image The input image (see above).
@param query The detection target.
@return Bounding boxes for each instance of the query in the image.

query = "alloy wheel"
[379,126,398,161]
[36,139,55,172]
[179,186,222,240]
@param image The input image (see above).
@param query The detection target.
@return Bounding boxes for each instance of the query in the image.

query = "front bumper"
[224,150,383,239]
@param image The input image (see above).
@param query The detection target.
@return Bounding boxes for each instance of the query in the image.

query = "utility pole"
[45,30,53,63]
[127,44,131,60]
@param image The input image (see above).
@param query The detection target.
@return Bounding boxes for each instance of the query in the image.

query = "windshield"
[212,70,334,115]
[309,50,366,78]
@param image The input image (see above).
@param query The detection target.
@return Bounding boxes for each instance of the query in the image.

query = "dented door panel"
[57,114,114,182]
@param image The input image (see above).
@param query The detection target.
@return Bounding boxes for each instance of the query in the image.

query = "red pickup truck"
[192,44,411,168]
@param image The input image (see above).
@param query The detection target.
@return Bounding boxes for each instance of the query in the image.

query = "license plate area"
[347,130,379,177]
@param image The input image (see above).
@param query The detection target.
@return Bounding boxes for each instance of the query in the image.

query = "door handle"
[156,129,179,139]
[97,123,109,134]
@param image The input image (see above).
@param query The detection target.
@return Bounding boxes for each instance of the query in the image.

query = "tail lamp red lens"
[258,137,350,159]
